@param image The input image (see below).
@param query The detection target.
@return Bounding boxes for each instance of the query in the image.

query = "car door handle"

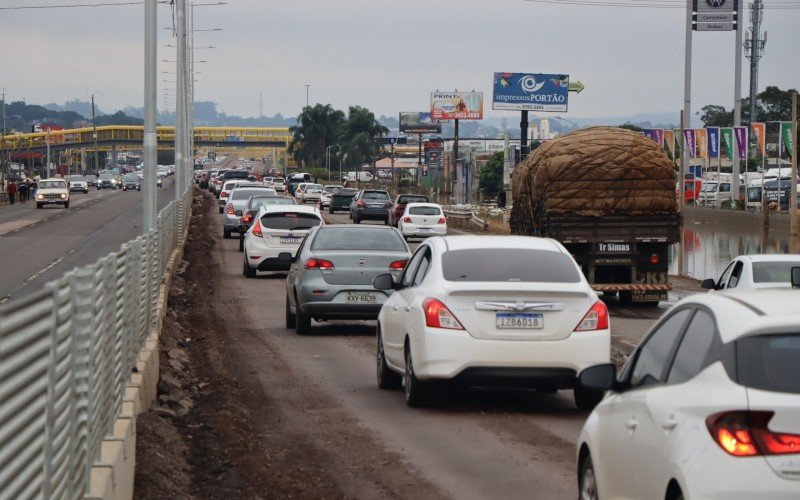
[625,418,639,430]
[661,416,679,431]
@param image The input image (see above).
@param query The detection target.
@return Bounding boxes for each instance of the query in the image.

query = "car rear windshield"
[752,261,800,283]
[40,181,67,189]
[224,171,250,179]
[249,197,295,209]
[310,227,406,252]
[306,184,323,190]
[399,195,429,204]
[442,248,581,283]
[409,206,441,216]
[232,188,272,200]
[259,212,322,230]
[334,189,357,196]
[362,191,389,200]
[736,334,800,394]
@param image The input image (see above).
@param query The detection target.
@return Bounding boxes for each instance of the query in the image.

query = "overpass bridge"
[1,125,292,158]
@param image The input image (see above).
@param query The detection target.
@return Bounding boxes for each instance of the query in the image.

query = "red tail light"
[650,253,660,265]
[226,204,234,215]
[220,191,228,198]
[707,411,800,457]
[574,301,609,332]
[242,214,252,223]
[356,200,364,207]
[422,298,463,330]
[252,220,263,237]
[438,217,447,224]
[305,258,335,270]
[403,216,412,223]
[389,259,407,270]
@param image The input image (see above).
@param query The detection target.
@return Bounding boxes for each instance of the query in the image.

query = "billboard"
[399,112,442,134]
[430,92,483,120]
[492,73,569,112]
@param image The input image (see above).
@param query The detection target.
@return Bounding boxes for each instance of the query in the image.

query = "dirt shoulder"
[135,190,447,499]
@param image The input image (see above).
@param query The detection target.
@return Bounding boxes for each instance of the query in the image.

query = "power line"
[0,1,171,10]
[521,0,800,9]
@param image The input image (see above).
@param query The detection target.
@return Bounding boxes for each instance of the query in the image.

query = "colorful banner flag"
[673,129,682,156]
[695,128,708,158]
[706,127,720,159]
[780,122,794,158]
[734,126,749,159]
[751,122,766,156]
[683,129,696,158]
[663,130,676,158]
[721,128,734,158]
[643,129,658,143]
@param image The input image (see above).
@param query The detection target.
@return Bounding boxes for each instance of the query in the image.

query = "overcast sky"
[1,0,797,123]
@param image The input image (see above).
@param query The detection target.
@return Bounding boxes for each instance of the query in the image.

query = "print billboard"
[491,73,569,112]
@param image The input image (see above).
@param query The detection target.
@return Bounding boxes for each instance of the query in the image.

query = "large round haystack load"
[510,126,677,234]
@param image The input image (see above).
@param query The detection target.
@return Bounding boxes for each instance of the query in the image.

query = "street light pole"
[91,94,100,173]
[305,84,310,107]
[175,0,186,207]
[143,0,157,232]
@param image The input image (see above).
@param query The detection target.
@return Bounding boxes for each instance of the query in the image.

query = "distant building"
[539,118,550,140]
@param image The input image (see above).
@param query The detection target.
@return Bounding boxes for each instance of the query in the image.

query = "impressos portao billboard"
[399,112,442,134]
[430,92,483,120]
[492,73,569,112]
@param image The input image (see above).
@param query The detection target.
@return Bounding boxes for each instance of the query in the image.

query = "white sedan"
[576,287,800,500]
[373,235,610,409]
[702,254,800,292]
[398,203,447,240]
[241,205,323,278]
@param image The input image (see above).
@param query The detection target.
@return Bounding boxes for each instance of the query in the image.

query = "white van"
[343,171,374,182]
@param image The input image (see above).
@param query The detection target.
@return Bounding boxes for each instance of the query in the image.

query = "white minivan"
[344,171,374,182]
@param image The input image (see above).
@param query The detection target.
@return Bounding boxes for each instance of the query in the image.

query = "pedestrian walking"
[7,180,17,205]
[19,182,30,204]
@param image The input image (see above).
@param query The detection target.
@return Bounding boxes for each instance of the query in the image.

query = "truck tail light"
[252,221,263,237]
[389,259,407,270]
[422,298,463,330]
[707,411,800,457]
[650,254,660,265]
[574,301,609,332]
[305,258,335,270]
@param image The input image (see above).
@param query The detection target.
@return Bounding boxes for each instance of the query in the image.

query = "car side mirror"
[701,278,718,290]
[235,210,243,216]
[792,267,800,289]
[277,252,295,263]
[577,363,617,392]
[373,273,397,291]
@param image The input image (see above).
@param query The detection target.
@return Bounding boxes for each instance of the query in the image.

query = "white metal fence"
[0,190,190,499]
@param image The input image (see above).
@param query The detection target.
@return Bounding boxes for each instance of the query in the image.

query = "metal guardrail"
[442,206,488,232]
[0,188,190,499]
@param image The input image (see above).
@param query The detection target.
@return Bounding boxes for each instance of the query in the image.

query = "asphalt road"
[203,194,666,498]
[0,177,177,303]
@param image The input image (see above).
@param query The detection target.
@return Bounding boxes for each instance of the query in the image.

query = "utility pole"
[745,0,766,131]
[176,0,187,208]
[91,94,100,173]
[732,4,744,206]
[791,90,798,253]
[143,0,157,232]
[681,0,692,211]
[1,88,6,187]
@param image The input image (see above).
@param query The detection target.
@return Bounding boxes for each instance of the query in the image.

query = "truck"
[510,127,681,306]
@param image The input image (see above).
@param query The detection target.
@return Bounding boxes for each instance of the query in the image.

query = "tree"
[758,86,797,122]
[619,123,643,132]
[699,104,733,127]
[338,106,388,170]
[478,152,503,198]
[288,104,345,168]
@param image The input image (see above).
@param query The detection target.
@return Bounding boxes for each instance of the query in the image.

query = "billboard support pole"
[520,110,528,156]
[453,118,459,196]
[681,0,692,211]
[791,90,798,253]
[732,3,743,208]
[417,133,422,185]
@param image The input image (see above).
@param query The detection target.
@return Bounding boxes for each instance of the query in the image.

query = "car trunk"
[311,250,407,285]
[442,282,595,341]
[406,210,443,226]
[746,388,800,480]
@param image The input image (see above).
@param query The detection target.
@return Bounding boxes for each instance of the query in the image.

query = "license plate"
[419,226,432,231]
[280,237,301,244]
[346,292,377,303]
[496,313,544,329]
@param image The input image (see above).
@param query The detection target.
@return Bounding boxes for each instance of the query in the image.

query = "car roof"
[738,254,800,263]
[675,290,800,342]
[431,235,566,253]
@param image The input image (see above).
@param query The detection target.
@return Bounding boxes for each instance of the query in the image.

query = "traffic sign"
[695,22,734,31]
[568,81,585,94]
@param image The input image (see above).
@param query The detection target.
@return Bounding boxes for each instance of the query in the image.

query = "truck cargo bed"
[541,214,681,244]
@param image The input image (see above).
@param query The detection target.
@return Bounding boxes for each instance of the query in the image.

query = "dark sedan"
[389,194,430,226]
[349,189,392,224]
[97,174,117,190]
[329,188,357,214]
[122,174,141,191]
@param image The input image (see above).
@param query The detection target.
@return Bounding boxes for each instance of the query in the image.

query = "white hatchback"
[576,288,800,500]
[398,202,447,240]
[373,235,610,409]
[702,254,800,293]
[242,205,323,278]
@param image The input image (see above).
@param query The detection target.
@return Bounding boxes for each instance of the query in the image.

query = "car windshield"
[737,334,800,394]
[123,174,138,181]
[249,197,296,209]
[99,174,114,180]
[86,175,97,180]
[259,212,322,231]
[40,181,66,189]
[232,188,273,200]
[752,261,800,283]
[310,227,406,251]
[442,248,581,283]
[409,206,441,216]
[398,195,428,204]
[362,191,389,200]
[68,175,84,181]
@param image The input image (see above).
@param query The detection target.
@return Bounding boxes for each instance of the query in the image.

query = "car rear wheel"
[384,216,389,226]
[579,453,598,500]
[242,257,256,278]
[238,236,244,252]
[223,228,231,239]
[404,346,430,407]
[377,328,402,390]
[295,303,311,335]
[328,207,334,214]
[574,385,604,411]
[64,201,69,209]
[218,206,224,214]
[354,214,361,224]
[285,295,296,329]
